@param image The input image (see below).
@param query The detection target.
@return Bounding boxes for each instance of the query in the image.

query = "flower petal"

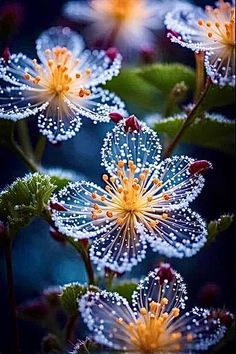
[132,267,187,315]
[37,97,82,143]
[36,27,84,63]
[50,181,111,239]
[172,307,226,351]
[63,1,97,22]
[90,221,147,273]
[101,123,162,176]
[152,155,206,209]
[141,208,207,258]
[79,290,136,351]
[78,49,122,86]
[205,50,235,87]
[70,86,127,123]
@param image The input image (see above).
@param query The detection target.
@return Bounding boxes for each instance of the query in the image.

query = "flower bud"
[157,262,175,285]
[50,201,67,211]
[189,160,212,175]
[109,112,124,123]
[106,47,119,61]
[2,47,11,62]
[124,115,141,133]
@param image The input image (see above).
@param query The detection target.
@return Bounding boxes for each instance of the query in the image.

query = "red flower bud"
[109,112,124,123]
[106,47,119,61]
[189,160,212,175]
[50,201,67,212]
[124,115,141,133]
[2,47,11,62]
[157,262,175,285]
[49,227,66,244]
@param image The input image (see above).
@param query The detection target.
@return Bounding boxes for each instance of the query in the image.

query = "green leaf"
[152,113,235,155]
[0,120,14,146]
[112,281,137,302]
[0,173,56,233]
[104,69,163,114]
[136,63,195,96]
[207,214,234,243]
[60,283,98,316]
[202,85,235,110]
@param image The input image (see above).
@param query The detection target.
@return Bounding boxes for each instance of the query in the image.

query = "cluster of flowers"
[0,0,234,353]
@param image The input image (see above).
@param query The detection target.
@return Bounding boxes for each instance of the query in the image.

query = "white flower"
[79,265,226,352]
[0,27,126,143]
[50,122,209,273]
[63,0,190,57]
[165,0,235,86]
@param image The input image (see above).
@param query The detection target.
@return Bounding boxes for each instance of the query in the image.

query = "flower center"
[197,0,235,48]
[23,47,91,98]
[93,0,146,22]
[116,298,193,352]
[90,160,170,228]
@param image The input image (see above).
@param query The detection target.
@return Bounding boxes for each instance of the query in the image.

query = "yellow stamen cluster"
[197,0,235,47]
[90,160,170,228]
[23,47,91,97]
[116,298,193,352]
[93,0,147,22]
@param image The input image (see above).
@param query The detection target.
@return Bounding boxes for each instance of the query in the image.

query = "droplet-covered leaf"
[152,113,235,155]
[208,214,234,243]
[0,173,56,233]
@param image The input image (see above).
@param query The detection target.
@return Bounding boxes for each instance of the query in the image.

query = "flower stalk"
[163,77,212,158]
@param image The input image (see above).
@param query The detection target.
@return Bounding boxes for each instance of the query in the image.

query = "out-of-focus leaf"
[152,113,235,155]
[202,85,235,110]
[136,63,195,96]
[60,283,99,316]
[104,69,163,114]
[207,214,234,243]
[112,281,137,302]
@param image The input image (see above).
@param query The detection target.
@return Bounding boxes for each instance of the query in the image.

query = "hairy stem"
[4,239,20,354]
[194,51,205,102]
[79,243,95,285]
[163,77,212,158]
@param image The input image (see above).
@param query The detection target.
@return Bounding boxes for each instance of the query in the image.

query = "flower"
[63,0,190,57]
[79,265,226,352]
[0,26,126,143]
[165,0,235,86]
[50,120,210,273]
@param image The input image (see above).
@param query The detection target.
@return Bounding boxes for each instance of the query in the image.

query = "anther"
[140,307,147,315]
[163,193,170,201]
[102,174,109,181]
[147,196,153,202]
[172,308,180,317]
[117,160,124,168]
[91,192,97,199]
[106,211,113,218]
[208,32,213,38]
[162,213,168,220]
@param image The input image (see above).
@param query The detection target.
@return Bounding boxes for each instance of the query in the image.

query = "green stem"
[35,135,47,163]
[4,239,20,354]
[10,139,38,172]
[163,77,212,159]
[79,243,95,285]
[17,120,34,158]
[194,51,205,102]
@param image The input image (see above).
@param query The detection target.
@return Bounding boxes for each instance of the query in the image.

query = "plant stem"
[4,239,20,354]
[10,138,38,172]
[35,135,47,163]
[79,244,95,285]
[17,120,34,158]
[163,77,212,159]
[65,314,78,344]
[194,51,205,102]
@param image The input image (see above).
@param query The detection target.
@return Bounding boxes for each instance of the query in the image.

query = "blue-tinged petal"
[132,267,187,316]
[171,307,226,351]
[90,220,147,273]
[141,208,207,258]
[50,181,112,239]
[36,27,85,64]
[79,290,136,351]
[101,123,162,176]
[151,155,206,209]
